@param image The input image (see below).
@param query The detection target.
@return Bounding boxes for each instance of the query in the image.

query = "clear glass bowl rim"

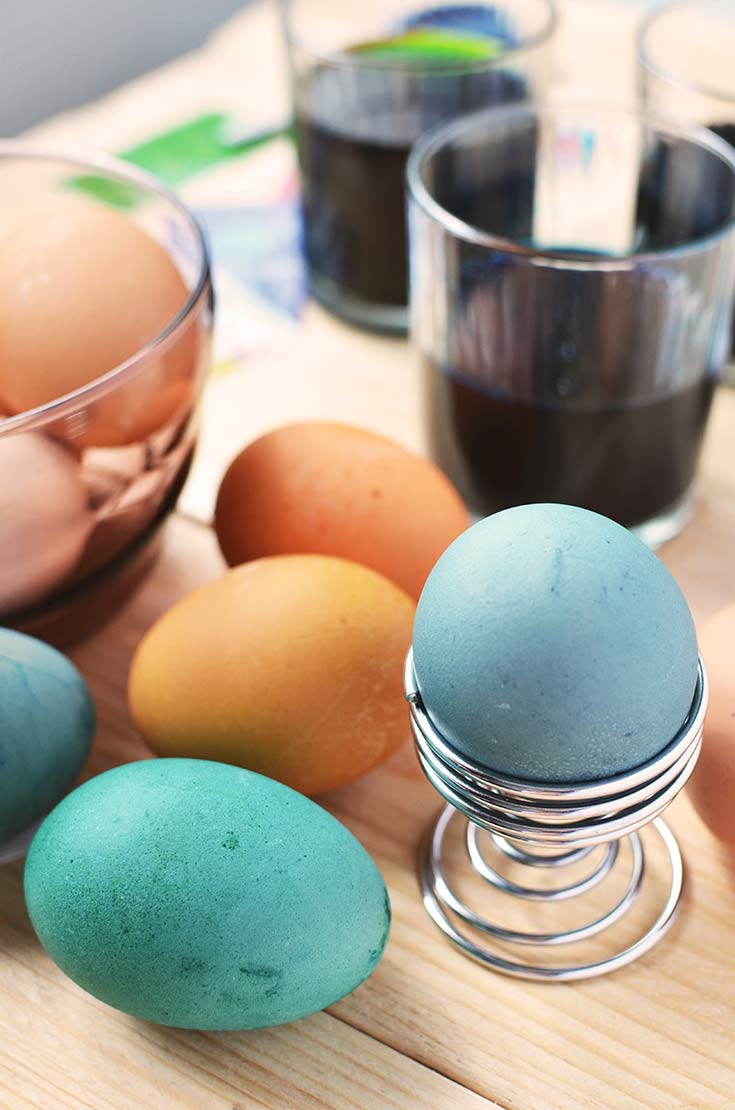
[0,141,212,438]
[406,100,735,268]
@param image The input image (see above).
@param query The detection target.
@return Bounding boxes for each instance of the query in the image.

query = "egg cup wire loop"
[405,650,707,981]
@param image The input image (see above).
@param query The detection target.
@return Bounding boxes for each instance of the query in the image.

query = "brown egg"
[0,203,195,447]
[688,603,735,847]
[214,422,470,601]
[71,363,197,450]
[0,433,93,613]
[129,555,415,795]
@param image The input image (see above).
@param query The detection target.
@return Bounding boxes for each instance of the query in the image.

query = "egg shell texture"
[128,555,415,794]
[0,203,196,447]
[413,504,699,782]
[214,422,470,600]
[0,628,94,843]
[24,758,391,1030]
[687,604,735,846]
[0,433,93,613]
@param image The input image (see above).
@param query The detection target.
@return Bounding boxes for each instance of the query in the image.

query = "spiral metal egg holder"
[405,650,708,982]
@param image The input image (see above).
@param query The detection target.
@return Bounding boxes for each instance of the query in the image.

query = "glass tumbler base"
[310,270,408,335]
[630,487,696,550]
[468,487,696,551]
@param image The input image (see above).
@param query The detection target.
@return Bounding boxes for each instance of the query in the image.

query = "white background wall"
[3,0,658,136]
[2,0,247,135]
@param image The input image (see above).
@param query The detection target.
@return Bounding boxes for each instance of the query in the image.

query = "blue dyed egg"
[412,504,699,782]
[0,628,94,847]
[24,759,390,1030]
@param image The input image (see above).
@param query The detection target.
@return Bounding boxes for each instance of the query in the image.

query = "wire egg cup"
[405,649,707,981]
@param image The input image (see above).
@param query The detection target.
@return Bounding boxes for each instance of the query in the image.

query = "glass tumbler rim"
[638,0,735,108]
[406,100,735,268]
[0,141,211,439]
[279,0,558,74]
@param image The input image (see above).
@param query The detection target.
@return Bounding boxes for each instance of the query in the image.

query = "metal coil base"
[405,651,708,982]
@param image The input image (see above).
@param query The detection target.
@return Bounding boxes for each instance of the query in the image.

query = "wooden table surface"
[2,3,735,1108]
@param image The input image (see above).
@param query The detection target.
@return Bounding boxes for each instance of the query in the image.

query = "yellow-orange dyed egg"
[0,203,193,446]
[688,604,735,847]
[214,422,470,601]
[128,555,415,794]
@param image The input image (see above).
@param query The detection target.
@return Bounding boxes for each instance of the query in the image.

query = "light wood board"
[2,2,735,1107]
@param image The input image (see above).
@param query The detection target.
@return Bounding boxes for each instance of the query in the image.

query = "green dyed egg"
[0,628,94,850]
[24,759,390,1030]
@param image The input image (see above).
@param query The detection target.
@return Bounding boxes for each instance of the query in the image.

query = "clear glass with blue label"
[408,104,735,545]
[281,0,557,333]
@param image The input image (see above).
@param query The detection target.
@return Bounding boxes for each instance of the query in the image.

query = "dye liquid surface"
[423,358,715,526]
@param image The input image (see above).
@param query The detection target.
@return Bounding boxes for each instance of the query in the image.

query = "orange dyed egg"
[214,422,470,601]
[0,203,195,447]
[128,555,415,794]
[688,604,735,847]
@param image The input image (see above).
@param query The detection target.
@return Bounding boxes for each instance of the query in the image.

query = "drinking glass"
[639,0,735,137]
[407,104,735,546]
[282,0,557,333]
[639,0,735,377]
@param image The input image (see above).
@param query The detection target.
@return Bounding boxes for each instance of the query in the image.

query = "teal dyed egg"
[413,504,699,782]
[0,628,94,847]
[24,759,390,1030]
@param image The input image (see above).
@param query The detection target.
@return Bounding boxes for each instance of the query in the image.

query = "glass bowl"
[0,144,213,645]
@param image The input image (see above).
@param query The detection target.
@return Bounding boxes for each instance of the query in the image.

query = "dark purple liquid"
[295,120,410,308]
[709,122,735,358]
[423,359,715,526]
[295,66,528,316]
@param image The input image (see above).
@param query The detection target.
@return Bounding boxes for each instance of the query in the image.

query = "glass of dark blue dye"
[639,0,735,377]
[407,104,735,545]
[281,0,556,334]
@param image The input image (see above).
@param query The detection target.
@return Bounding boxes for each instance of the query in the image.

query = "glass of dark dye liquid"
[639,0,735,378]
[407,104,735,545]
[281,0,556,333]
